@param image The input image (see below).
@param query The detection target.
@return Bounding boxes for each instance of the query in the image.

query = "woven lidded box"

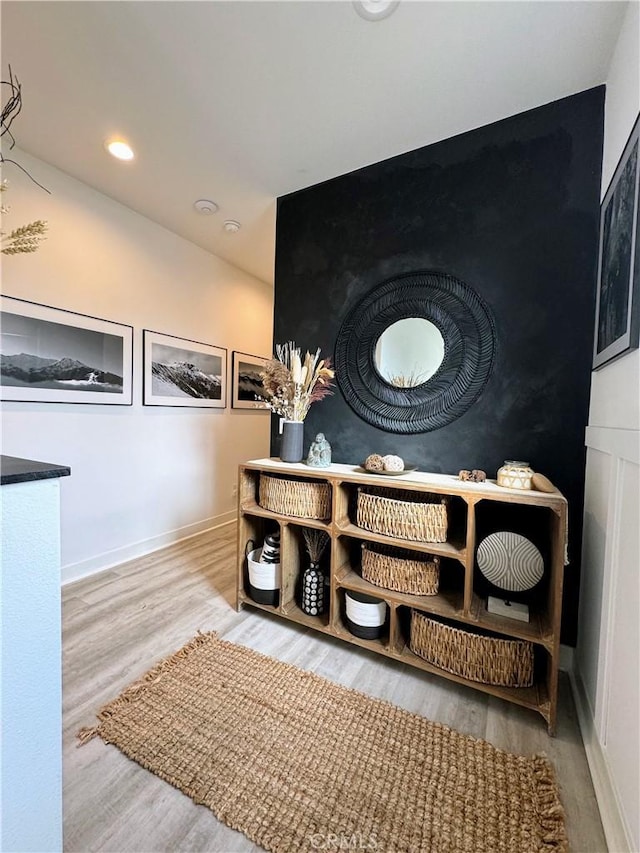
[356,487,448,542]
[259,473,331,520]
[361,543,440,596]
[409,610,534,688]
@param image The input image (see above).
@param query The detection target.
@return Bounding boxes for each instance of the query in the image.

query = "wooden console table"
[236,458,567,734]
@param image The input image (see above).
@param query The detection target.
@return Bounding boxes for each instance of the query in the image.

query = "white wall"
[1,150,274,581]
[589,0,640,436]
[574,3,640,851]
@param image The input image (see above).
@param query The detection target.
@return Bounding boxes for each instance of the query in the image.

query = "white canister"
[247,548,281,590]
[345,591,387,626]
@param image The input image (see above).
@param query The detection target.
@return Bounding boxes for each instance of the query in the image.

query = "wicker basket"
[409,610,534,687]
[361,543,440,596]
[259,474,331,520]
[356,488,448,542]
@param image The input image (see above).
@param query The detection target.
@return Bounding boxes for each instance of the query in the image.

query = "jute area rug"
[79,632,567,853]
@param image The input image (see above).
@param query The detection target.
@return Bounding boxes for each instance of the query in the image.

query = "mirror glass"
[374,318,445,387]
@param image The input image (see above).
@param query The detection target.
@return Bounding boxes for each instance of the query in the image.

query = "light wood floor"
[63,523,606,853]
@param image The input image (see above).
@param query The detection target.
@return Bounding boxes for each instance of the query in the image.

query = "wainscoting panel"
[575,426,639,853]
[603,459,639,847]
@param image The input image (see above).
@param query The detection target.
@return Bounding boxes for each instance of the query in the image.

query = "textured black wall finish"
[273,88,605,644]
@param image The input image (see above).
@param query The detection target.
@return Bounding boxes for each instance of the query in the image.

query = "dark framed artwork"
[143,330,227,408]
[593,113,640,370]
[0,295,133,405]
[231,351,269,409]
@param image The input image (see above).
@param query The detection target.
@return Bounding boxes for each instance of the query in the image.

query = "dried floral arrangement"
[1,66,49,256]
[260,341,335,422]
[386,368,430,388]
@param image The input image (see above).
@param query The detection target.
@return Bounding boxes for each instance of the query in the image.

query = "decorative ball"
[364,453,385,472]
[382,454,404,472]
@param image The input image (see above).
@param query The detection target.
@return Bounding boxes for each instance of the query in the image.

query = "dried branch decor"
[302,529,330,563]
[0,187,47,254]
[260,341,335,422]
[1,66,23,152]
[1,65,49,256]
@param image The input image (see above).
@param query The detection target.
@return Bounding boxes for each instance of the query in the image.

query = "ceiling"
[1,1,627,285]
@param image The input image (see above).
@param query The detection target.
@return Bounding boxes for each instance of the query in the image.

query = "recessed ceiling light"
[194,199,219,215]
[105,139,135,161]
[223,220,241,233]
[353,0,399,21]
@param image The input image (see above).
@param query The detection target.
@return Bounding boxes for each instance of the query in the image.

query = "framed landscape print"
[231,351,269,409]
[0,296,133,405]
[593,113,640,370]
[143,330,227,408]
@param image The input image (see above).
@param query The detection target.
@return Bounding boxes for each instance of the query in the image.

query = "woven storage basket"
[409,610,534,687]
[259,474,331,520]
[356,488,448,542]
[361,543,440,596]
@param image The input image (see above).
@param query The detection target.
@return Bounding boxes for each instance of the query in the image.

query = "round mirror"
[375,318,445,387]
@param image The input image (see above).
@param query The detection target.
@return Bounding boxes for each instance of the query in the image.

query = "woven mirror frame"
[335,271,496,433]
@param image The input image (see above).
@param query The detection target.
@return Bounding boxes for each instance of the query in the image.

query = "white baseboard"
[569,663,633,853]
[61,511,237,586]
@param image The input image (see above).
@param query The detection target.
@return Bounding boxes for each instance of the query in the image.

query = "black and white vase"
[301,561,325,616]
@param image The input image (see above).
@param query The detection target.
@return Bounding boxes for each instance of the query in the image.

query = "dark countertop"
[1,455,71,486]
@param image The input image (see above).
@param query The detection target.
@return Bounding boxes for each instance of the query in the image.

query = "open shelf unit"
[236,458,567,734]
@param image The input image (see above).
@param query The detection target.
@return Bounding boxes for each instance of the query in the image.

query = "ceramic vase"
[280,420,304,463]
[301,561,325,616]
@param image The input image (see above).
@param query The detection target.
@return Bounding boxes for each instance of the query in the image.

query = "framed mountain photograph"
[143,330,227,408]
[231,351,269,409]
[0,296,133,405]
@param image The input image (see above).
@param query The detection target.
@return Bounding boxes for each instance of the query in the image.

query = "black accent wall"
[273,88,605,644]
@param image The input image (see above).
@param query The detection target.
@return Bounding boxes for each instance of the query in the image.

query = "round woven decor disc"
[477,531,544,592]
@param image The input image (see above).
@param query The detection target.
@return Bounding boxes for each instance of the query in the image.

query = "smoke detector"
[353,1,399,21]
[223,220,241,233]
[194,199,219,215]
